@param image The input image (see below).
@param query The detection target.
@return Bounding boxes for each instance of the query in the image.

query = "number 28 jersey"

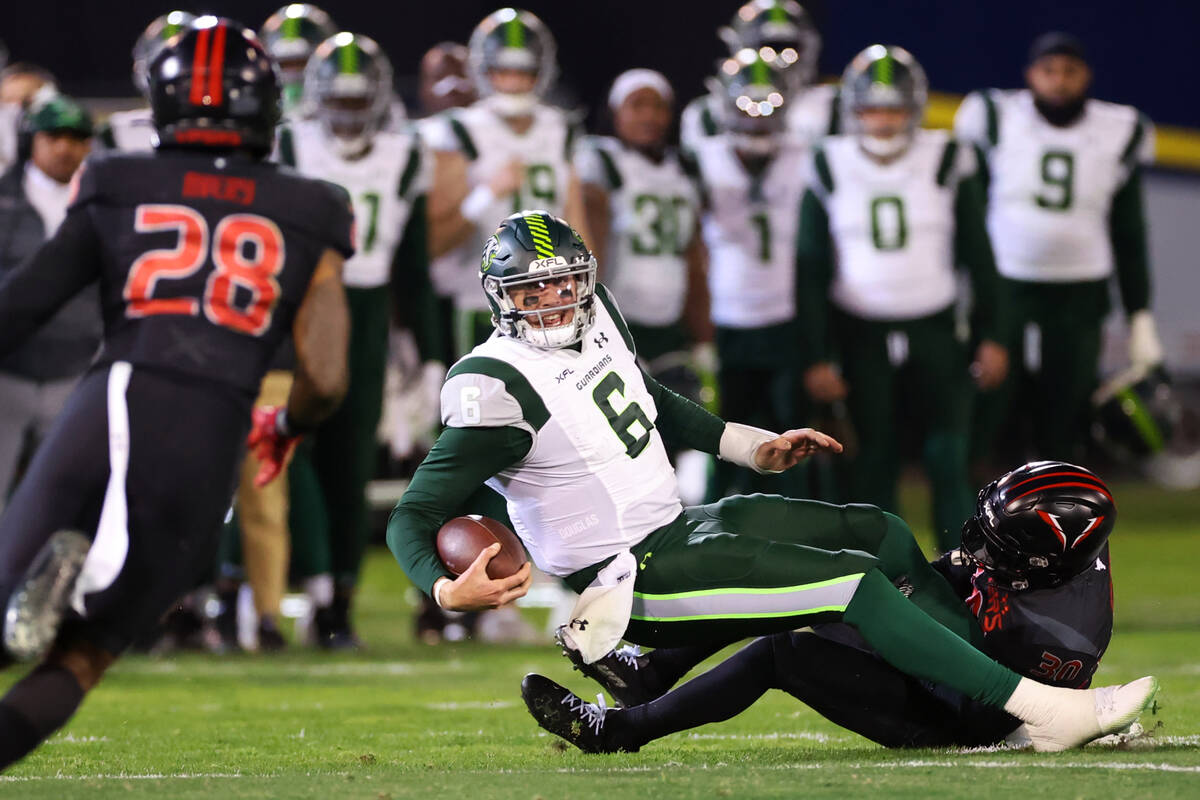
[440,285,683,576]
[75,151,355,395]
[955,89,1154,283]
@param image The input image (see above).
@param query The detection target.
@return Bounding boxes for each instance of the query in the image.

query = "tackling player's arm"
[953,149,1010,389]
[0,202,103,358]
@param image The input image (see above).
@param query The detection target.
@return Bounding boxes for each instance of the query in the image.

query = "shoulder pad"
[443,356,549,431]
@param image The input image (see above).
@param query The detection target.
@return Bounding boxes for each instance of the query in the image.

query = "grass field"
[1,481,1197,798]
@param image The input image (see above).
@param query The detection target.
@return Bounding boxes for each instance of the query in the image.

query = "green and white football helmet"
[261,4,337,111]
[480,211,597,349]
[709,50,790,157]
[467,8,557,118]
[840,44,927,158]
[132,11,195,98]
[719,0,820,94]
[303,32,392,157]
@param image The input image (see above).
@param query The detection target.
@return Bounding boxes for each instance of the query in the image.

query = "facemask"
[860,132,911,158]
[730,132,778,158]
[482,92,537,118]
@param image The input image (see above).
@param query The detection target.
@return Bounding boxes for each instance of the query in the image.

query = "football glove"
[247,405,303,488]
[1128,310,1164,370]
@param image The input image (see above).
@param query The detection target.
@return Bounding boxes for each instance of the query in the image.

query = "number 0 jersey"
[954,89,1154,283]
[425,102,577,312]
[574,136,701,327]
[280,120,426,288]
[692,135,809,328]
[812,129,977,320]
[440,285,683,576]
[68,151,354,394]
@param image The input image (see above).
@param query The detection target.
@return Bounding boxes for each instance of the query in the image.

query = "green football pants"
[834,307,974,552]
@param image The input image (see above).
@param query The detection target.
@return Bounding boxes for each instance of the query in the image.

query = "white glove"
[1128,310,1164,369]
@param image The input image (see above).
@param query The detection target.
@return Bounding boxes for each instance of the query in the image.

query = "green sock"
[875,512,987,649]
[843,569,1020,707]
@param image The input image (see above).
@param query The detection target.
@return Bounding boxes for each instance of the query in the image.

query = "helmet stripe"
[505,17,526,48]
[1114,386,1166,453]
[207,23,227,107]
[1013,481,1114,504]
[189,25,212,106]
[523,213,555,258]
[1008,470,1108,493]
[875,51,895,85]
[338,39,359,74]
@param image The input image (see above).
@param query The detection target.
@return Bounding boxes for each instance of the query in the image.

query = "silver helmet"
[132,10,196,97]
[467,8,557,118]
[303,32,393,157]
[840,44,927,158]
[719,0,820,94]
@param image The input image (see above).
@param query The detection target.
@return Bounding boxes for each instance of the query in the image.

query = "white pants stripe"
[71,362,132,615]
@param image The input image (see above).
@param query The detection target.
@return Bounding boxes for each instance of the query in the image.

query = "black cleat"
[555,626,660,707]
[3,530,90,661]
[521,673,635,753]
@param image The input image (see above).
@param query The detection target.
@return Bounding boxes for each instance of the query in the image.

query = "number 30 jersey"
[73,151,355,394]
[954,89,1154,283]
[439,285,683,576]
[574,136,701,327]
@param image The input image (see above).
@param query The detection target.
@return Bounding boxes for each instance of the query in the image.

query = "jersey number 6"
[125,203,285,336]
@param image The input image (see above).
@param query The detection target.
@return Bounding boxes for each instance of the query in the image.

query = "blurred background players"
[692,52,812,501]
[681,0,837,152]
[575,69,712,501]
[797,46,1008,552]
[425,8,589,357]
[0,62,57,173]
[261,4,338,115]
[955,33,1159,468]
[97,11,194,153]
[273,32,435,648]
[0,94,96,512]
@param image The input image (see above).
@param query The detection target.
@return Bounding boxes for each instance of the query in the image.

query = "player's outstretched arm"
[289,248,351,426]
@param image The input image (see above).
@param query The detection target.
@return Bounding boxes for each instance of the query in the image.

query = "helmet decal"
[522,213,556,259]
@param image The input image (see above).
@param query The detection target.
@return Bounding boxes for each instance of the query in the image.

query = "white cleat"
[1023,676,1159,752]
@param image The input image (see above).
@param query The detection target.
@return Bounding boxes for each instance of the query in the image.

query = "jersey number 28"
[124,204,285,336]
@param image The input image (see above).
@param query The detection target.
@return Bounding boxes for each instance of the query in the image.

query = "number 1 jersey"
[73,150,355,395]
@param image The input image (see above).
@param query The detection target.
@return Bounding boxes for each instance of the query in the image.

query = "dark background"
[3,1,1197,127]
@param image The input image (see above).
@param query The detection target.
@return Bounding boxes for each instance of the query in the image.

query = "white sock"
[305,574,334,608]
[1003,677,1069,726]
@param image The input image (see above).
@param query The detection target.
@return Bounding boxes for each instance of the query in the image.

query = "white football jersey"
[283,120,427,288]
[0,103,21,174]
[814,129,974,320]
[440,286,682,576]
[954,89,1154,283]
[680,83,839,153]
[99,107,156,152]
[426,103,576,311]
[574,136,701,327]
[693,135,809,328]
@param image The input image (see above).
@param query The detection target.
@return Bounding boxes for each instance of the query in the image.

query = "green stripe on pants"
[631,573,863,622]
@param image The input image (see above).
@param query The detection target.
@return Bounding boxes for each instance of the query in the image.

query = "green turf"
[1,480,1197,798]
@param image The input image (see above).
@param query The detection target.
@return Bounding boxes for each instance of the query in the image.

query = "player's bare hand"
[804,363,848,403]
[488,158,526,198]
[971,340,1009,390]
[755,428,843,471]
[442,544,533,611]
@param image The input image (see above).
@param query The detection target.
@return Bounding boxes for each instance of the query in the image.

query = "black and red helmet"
[961,461,1115,591]
[149,16,281,158]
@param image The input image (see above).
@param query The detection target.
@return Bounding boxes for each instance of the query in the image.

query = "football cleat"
[555,626,662,707]
[520,673,634,753]
[1021,676,1159,752]
[3,530,91,661]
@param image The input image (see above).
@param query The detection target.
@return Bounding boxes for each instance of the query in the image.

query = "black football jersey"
[933,545,1114,688]
[0,150,353,396]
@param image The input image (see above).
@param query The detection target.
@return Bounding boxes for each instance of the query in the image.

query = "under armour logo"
[570,618,589,631]
[594,332,609,348]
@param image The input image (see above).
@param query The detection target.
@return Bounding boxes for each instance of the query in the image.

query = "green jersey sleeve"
[640,368,725,455]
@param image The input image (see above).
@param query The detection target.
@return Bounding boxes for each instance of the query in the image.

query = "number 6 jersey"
[954,89,1154,283]
[63,151,355,394]
[439,285,683,576]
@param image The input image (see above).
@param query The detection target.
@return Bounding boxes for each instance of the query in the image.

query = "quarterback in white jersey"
[387,211,1158,756]
[426,9,589,355]
[797,45,1007,552]
[954,32,1159,462]
[576,69,709,368]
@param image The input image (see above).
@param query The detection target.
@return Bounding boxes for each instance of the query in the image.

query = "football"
[436,515,528,579]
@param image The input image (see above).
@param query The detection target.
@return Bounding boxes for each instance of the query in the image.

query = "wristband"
[460,184,497,226]
[433,577,452,609]
[718,422,782,474]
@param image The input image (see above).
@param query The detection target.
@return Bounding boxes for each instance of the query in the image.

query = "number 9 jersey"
[70,150,355,394]
[954,89,1154,283]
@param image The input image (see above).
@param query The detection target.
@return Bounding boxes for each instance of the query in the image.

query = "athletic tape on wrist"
[719,422,782,474]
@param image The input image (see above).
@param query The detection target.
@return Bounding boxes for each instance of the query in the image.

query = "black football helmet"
[480,211,597,349]
[149,16,281,158]
[961,461,1115,591]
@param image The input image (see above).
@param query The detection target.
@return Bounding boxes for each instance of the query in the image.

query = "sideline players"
[0,17,353,769]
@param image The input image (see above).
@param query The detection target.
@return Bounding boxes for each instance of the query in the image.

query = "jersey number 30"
[124,203,285,336]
